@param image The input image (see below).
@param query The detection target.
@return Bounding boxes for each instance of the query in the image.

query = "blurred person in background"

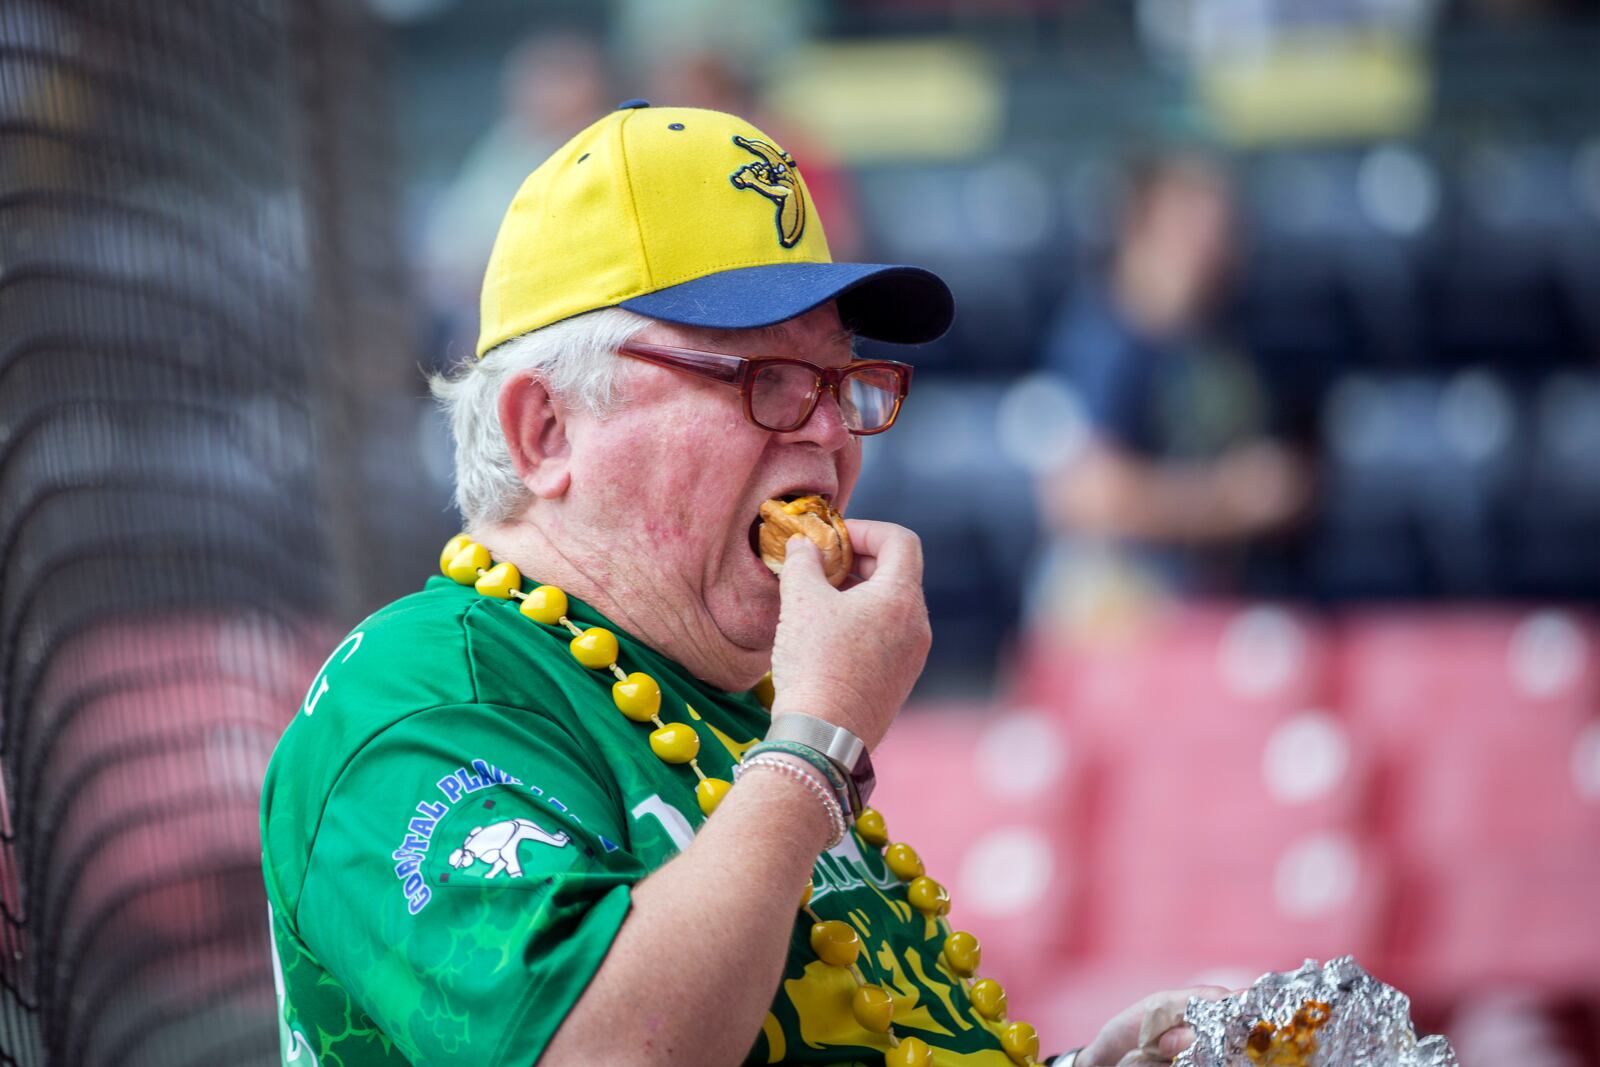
[421,32,610,357]
[1034,154,1311,626]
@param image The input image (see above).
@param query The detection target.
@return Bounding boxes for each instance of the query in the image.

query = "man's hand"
[1078,986,1229,1066]
[768,519,930,750]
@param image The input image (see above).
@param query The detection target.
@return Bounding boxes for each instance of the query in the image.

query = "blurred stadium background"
[2,0,1597,1064]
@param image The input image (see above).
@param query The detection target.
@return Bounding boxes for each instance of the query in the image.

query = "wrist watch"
[764,713,875,814]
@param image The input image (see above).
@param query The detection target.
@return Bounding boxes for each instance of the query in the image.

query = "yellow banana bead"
[907,875,950,916]
[752,671,775,710]
[808,920,860,967]
[1000,1021,1040,1065]
[851,985,895,1033]
[569,626,619,669]
[649,722,700,764]
[855,807,889,849]
[439,534,473,575]
[520,584,568,625]
[970,978,1007,1021]
[612,672,661,722]
[942,930,981,976]
[884,842,923,881]
[445,542,490,584]
[474,561,521,598]
[799,879,813,908]
[695,777,731,815]
[885,1036,932,1067]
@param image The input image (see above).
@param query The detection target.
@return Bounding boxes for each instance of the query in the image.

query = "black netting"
[1,2,414,1064]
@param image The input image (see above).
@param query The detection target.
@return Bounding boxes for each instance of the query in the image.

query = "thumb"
[778,535,826,592]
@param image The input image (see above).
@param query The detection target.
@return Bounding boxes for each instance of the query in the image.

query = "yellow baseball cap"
[477,100,954,358]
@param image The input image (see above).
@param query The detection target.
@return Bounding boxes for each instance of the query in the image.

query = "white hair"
[429,307,652,528]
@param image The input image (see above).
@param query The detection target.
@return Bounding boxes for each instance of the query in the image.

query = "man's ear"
[498,373,572,500]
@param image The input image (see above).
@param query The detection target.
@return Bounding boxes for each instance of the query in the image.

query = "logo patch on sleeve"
[445,818,569,880]
[388,757,618,914]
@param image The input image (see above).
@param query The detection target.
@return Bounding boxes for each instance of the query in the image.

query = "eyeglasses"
[616,341,913,435]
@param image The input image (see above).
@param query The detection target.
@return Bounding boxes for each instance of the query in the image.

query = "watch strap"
[765,712,875,810]
[765,713,865,769]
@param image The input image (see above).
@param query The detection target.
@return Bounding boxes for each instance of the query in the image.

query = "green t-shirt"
[261,574,1016,1066]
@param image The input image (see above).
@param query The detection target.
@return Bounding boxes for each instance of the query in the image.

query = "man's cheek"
[641,514,691,546]
[588,435,719,530]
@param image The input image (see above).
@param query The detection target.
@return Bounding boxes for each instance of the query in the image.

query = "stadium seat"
[1006,607,1374,975]
[873,707,1085,990]
[1077,707,1384,975]
[1013,603,1332,751]
[1338,609,1598,756]
[1340,609,1600,999]
[1377,713,1600,996]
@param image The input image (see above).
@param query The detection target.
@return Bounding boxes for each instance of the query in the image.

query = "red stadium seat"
[1009,606,1371,980]
[1003,607,1600,1014]
[1339,609,1600,999]
[1389,720,1600,859]
[1077,708,1385,975]
[1381,716,1600,997]
[1339,609,1598,755]
[872,706,1085,990]
[1393,852,1600,1000]
[1014,603,1332,751]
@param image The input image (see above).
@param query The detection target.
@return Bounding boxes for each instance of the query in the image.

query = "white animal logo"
[447,818,569,879]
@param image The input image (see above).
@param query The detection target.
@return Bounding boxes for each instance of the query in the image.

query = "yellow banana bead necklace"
[441,534,1046,1067]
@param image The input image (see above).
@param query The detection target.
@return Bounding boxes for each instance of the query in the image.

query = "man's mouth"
[746,489,835,562]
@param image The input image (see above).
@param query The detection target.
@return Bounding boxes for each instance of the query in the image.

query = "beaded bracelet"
[745,738,855,819]
[734,753,847,849]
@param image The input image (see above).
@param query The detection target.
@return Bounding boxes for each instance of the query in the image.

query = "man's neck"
[471,518,767,693]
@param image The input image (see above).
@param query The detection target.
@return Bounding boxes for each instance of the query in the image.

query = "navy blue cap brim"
[618,262,954,345]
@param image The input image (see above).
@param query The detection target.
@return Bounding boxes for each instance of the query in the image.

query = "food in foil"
[1174,957,1457,1067]
[1245,999,1331,1065]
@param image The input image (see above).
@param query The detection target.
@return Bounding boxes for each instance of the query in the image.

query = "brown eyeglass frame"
[616,340,913,435]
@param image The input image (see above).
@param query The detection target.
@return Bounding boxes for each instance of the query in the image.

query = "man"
[261,102,1218,1066]
[1037,155,1308,618]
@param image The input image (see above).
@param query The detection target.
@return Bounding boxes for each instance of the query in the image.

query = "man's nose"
[780,387,851,451]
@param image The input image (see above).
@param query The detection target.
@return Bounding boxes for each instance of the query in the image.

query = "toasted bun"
[758,496,852,587]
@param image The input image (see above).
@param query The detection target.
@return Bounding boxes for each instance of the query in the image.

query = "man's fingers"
[1150,987,1228,1058]
[841,519,921,585]
[778,535,827,592]
[1158,1026,1196,1058]
[1134,994,1189,1050]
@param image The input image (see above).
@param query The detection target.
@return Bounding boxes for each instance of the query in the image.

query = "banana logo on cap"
[729,135,806,248]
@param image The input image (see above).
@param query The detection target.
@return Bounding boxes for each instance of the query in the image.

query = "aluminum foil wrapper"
[1172,957,1457,1067]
